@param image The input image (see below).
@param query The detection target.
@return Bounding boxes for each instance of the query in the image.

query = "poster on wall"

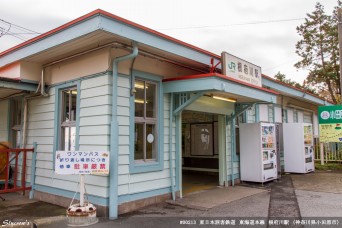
[55,151,109,175]
[318,105,342,142]
[191,123,213,156]
[261,125,275,149]
[304,125,313,145]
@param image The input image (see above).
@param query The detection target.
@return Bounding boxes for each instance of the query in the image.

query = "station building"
[0,10,330,218]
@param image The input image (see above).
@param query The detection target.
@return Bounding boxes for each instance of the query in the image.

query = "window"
[268,105,274,123]
[134,79,158,162]
[59,87,77,151]
[303,112,313,123]
[293,110,298,123]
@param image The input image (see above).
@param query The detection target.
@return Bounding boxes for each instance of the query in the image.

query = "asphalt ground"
[1,171,342,227]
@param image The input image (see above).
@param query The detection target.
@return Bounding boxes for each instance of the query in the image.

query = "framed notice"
[190,123,213,156]
[55,151,109,175]
[222,51,262,87]
[318,105,342,142]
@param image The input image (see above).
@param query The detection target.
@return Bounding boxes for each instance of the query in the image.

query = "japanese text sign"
[318,105,342,142]
[318,105,342,124]
[55,151,109,175]
[221,51,262,87]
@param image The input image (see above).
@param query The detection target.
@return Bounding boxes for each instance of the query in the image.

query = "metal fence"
[0,145,37,196]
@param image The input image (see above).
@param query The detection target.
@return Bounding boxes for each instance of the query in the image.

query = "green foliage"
[274,71,318,95]
[295,1,342,103]
[315,162,342,170]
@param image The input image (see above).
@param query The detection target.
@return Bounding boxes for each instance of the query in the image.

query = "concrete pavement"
[1,170,342,227]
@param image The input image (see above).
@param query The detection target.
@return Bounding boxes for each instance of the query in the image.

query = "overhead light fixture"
[66,90,77,95]
[134,82,148,89]
[212,95,236,103]
[135,99,147,104]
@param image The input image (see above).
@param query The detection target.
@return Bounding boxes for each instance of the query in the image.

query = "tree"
[274,71,317,95]
[295,1,341,103]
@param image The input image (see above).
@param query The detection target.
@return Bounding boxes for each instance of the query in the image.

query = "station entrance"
[181,110,221,195]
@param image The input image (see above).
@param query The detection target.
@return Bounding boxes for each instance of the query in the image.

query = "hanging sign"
[221,51,262,87]
[55,151,109,175]
[318,105,342,142]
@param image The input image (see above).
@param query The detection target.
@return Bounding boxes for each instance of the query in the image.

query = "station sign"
[318,105,342,142]
[221,52,262,87]
[55,151,109,175]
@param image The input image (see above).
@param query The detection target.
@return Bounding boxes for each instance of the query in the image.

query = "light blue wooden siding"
[24,74,112,201]
[78,74,112,197]
[22,72,174,204]
[118,76,174,198]
[0,100,9,141]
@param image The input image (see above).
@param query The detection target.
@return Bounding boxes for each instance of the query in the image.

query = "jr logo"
[228,62,235,73]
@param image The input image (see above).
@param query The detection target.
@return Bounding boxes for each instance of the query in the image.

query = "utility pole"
[338,8,342,104]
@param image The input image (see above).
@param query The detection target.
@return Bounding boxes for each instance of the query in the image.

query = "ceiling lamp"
[212,95,236,103]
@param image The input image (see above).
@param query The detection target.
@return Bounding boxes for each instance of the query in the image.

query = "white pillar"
[320,142,324,165]
[80,174,85,206]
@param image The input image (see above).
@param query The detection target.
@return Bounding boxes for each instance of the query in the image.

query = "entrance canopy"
[163,73,278,104]
[0,77,38,99]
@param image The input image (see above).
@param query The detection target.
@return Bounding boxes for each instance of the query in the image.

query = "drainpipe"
[230,116,235,187]
[169,93,175,200]
[109,42,138,220]
[40,68,48,96]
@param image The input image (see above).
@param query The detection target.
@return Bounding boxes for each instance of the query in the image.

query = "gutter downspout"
[109,42,138,220]
[230,116,235,187]
[169,93,175,200]
[40,68,48,96]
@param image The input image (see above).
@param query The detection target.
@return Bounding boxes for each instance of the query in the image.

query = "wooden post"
[338,8,342,102]
[320,142,324,165]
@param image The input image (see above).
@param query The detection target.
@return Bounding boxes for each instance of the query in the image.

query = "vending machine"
[283,123,315,173]
[239,123,278,183]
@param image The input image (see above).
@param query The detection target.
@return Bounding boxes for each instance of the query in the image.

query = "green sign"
[318,105,342,142]
[318,105,342,124]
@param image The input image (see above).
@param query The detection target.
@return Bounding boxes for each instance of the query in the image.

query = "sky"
[0,0,338,83]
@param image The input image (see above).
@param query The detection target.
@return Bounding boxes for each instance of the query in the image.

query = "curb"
[32,215,67,227]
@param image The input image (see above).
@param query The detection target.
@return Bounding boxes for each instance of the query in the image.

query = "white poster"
[55,151,109,175]
[191,123,213,156]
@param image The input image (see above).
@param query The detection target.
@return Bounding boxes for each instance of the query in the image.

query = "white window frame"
[134,79,158,163]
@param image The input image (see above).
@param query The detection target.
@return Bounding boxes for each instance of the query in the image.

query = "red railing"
[0,147,35,195]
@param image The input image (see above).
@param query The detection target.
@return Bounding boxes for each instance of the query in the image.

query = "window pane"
[135,80,144,117]
[62,90,70,122]
[70,127,76,151]
[134,123,144,160]
[62,127,76,151]
[146,124,157,160]
[71,90,77,121]
[61,88,77,122]
[146,83,156,118]
[62,127,69,151]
